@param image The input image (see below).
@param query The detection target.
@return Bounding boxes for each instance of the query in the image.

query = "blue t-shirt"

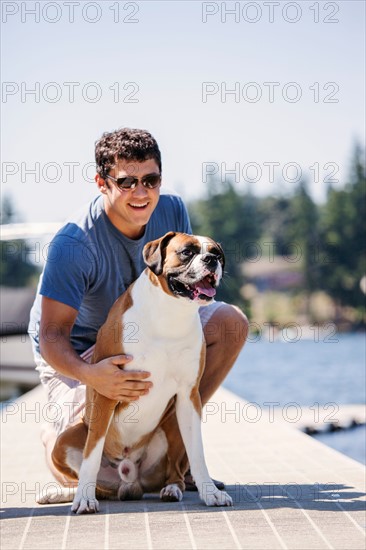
[29,192,192,358]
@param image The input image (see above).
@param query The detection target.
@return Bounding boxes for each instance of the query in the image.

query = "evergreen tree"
[259,181,320,295]
[0,197,40,287]
[320,145,366,315]
[188,176,260,310]
[259,195,295,255]
[287,180,320,295]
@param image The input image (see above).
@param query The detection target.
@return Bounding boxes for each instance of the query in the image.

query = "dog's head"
[143,232,225,304]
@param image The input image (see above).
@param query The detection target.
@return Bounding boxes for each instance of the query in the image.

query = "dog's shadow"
[1,483,365,519]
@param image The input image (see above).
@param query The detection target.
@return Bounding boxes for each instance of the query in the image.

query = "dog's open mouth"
[168,273,217,302]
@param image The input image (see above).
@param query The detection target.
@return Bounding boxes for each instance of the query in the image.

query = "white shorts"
[37,301,226,435]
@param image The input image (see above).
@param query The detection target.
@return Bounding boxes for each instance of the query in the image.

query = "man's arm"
[39,296,152,401]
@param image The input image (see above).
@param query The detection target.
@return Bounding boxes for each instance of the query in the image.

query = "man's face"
[99,158,161,239]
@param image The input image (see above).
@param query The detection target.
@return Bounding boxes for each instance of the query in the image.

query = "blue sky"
[1,0,365,222]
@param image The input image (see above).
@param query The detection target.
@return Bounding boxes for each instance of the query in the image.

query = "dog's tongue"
[192,277,216,297]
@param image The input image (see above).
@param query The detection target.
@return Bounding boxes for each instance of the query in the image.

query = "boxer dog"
[47,231,232,513]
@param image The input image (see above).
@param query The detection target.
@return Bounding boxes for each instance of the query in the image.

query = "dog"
[46,231,233,513]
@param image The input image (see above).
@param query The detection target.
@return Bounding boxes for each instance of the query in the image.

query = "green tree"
[259,181,320,297]
[287,180,320,295]
[320,145,366,316]
[259,194,295,255]
[188,177,260,310]
[0,196,16,225]
[0,197,40,287]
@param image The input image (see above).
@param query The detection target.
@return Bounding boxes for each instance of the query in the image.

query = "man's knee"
[204,303,248,348]
[223,304,248,348]
[232,304,249,336]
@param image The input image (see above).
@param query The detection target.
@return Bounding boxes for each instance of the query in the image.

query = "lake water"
[223,333,366,464]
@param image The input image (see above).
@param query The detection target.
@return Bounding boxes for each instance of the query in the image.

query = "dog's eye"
[211,247,224,261]
[181,249,194,258]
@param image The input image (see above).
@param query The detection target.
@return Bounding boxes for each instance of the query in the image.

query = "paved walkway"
[1,385,365,549]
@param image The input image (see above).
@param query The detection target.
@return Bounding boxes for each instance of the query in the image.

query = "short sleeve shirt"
[28,192,192,357]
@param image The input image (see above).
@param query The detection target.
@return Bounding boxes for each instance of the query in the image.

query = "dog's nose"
[202,254,218,269]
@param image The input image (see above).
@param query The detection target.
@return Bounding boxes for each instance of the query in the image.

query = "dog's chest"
[110,294,203,446]
[121,285,203,386]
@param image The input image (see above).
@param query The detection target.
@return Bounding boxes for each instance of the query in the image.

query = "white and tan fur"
[41,232,232,513]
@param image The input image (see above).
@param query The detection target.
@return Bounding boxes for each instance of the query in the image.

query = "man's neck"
[104,202,145,240]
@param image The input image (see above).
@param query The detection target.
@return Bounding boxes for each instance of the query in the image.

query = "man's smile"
[128,202,149,210]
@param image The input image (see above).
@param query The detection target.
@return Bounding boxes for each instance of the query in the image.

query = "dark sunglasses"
[106,173,161,191]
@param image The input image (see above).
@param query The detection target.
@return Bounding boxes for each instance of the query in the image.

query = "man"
[29,127,248,490]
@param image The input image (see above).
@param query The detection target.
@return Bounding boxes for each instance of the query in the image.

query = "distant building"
[242,256,304,292]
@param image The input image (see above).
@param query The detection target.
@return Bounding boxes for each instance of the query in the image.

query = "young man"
[28,127,248,490]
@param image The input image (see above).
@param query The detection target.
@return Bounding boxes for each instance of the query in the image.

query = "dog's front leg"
[175,390,233,507]
[72,393,117,514]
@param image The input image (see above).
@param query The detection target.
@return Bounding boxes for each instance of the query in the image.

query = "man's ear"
[143,232,176,275]
[96,174,107,193]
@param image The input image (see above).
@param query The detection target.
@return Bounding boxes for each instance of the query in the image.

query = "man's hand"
[39,298,152,402]
[84,355,153,402]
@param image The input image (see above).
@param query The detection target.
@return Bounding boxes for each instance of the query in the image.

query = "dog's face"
[143,232,225,304]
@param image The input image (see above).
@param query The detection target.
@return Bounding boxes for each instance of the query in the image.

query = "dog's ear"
[143,231,176,275]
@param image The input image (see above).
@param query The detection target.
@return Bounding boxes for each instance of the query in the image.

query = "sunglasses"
[106,173,161,191]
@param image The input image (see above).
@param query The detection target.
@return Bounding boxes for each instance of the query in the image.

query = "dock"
[1,384,365,550]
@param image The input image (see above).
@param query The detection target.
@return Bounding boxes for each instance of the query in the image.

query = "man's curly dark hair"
[95,127,162,178]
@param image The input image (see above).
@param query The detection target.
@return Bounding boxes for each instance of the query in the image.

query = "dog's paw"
[71,496,100,514]
[37,487,76,505]
[203,488,233,507]
[160,484,183,502]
